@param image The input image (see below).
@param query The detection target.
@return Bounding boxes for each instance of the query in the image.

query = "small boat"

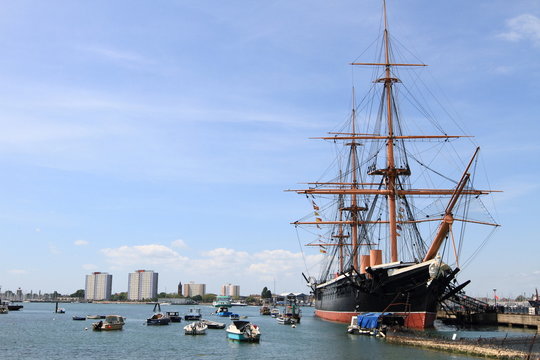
[270,308,280,318]
[92,315,125,331]
[231,301,247,307]
[229,313,240,320]
[200,319,225,329]
[184,308,202,321]
[86,315,106,319]
[166,311,182,323]
[282,296,302,323]
[7,303,23,311]
[147,303,170,325]
[215,306,233,317]
[226,321,261,342]
[54,302,65,314]
[259,305,271,315]
[347,313,404,337]
[184,321,207,335]
[276,315,295,325]
[72,316,86,321]
[0,304,8,314]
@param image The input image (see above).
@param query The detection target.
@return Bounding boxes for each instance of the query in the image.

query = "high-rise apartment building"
[183,282,206,297]
[85,272,113,301]
[220,283,240,297]
[127,270,158,300]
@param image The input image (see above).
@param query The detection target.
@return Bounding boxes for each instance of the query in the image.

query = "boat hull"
[226,332,260,342]
[312,261,454,329]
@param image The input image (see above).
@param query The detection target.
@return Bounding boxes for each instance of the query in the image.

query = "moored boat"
[276,315,295,325]
[72,316,86,321]
[215,306,233,317]
[7,303,23,311]
[147,303,170,325]
[270,308,280,318]
[289,0,499,329]
[226,321,261,342]
[166,311,182,323]
[200,319,225,329]
[184,321,207,335]
[92,315,125,331]
[86,315,106,319]
[347,313,403,336]
[259,304,271,315]
[184,308,202,321]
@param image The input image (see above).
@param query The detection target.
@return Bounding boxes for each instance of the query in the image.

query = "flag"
[316,218,323,222]
[312,201,320,211]
[320,249,327,254]
[314,211,320,216]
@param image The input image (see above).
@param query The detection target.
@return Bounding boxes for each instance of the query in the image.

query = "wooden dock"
[438,311,540,329]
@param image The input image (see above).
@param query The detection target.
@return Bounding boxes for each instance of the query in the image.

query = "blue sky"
[0,0,539,299]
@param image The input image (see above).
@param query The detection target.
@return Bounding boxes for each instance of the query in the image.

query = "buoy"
[291,324,296,328]
[84,327,88,331]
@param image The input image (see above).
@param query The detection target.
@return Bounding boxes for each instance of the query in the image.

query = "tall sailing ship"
[289,1,499,329]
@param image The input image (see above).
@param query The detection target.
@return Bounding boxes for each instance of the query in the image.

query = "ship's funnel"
[360,255,371,274]
[370,250,382,267]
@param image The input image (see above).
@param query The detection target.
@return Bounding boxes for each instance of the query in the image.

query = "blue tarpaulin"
[356,313,392,329]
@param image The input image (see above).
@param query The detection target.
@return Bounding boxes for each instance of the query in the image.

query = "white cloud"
[74,240,89,246]
[498,14,540,45]
[98,243,321,293]
[8,269,27,274]
[101,244,188,266]
[171,239,188,249]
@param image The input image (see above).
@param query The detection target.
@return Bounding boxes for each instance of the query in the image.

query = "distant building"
[128,270,158,301]
[85,272,113,301]
[177,281,182,296]
[183,282,206,297]
[220,283,240,297]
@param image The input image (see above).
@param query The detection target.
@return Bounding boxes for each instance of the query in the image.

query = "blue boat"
[226,321,261,342]
[347,312,404,336]
[215,306,234,317]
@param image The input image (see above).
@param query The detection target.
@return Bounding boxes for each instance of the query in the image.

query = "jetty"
[438,311,540,330]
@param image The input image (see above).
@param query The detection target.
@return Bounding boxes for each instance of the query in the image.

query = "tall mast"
[382,0,399,262]
[349,88,360,269]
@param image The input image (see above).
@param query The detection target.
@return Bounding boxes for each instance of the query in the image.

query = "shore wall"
[386,333,533,359]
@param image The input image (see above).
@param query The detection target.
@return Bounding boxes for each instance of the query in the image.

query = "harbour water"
[0,302,534,359]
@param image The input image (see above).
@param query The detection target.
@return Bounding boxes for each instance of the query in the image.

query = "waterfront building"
[85,272,112,301]
[183,282,205,297]
[177,281,182,296]
[220,283,240,297]
[127,270,158,301]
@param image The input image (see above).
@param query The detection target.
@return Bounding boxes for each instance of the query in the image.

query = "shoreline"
[386,333,534,359]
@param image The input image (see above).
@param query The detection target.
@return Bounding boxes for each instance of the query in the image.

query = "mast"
[381,0,399,262]
[349,88,360,269]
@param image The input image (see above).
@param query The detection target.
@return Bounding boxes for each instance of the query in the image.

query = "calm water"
[0,302,530,359]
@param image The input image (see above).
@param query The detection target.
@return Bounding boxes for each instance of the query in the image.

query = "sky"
[0,0,539,299]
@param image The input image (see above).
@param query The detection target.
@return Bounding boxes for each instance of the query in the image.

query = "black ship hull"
[312,260,456,328]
